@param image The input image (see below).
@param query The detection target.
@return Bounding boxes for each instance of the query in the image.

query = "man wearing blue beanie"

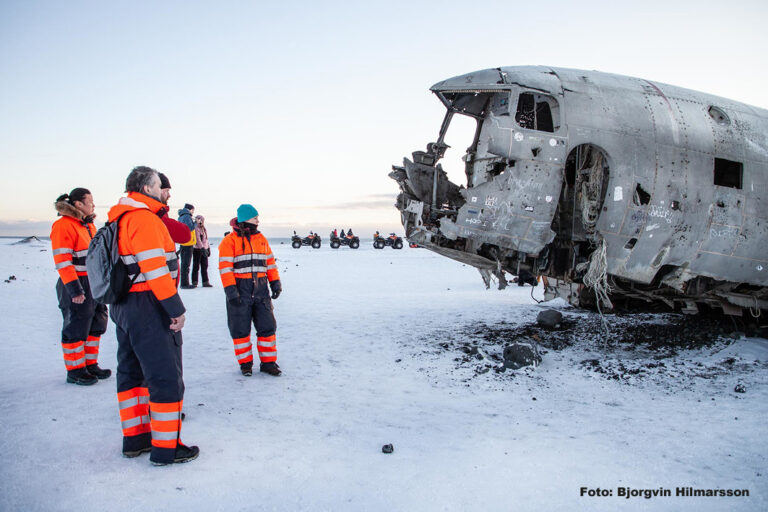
[218,204,283,376]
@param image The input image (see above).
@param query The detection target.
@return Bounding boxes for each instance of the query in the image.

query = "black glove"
[225,286,242,306]
[206,248,210,257]
[270,280,282,300]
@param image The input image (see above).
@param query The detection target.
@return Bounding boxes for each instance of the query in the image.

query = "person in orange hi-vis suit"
[107,166,198,466]
[218,204,282,377]
[51,188,111,386]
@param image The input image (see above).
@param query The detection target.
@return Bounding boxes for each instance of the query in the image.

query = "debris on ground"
[503,339,541,370]
[536,309,562,329]
[413,310,766,387]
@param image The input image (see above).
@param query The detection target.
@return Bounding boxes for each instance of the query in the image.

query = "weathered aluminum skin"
[391,66,768,312]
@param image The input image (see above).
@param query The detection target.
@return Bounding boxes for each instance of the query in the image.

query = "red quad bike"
[330,234,360,249]
[373,233,403,249]
[292,232,321,249]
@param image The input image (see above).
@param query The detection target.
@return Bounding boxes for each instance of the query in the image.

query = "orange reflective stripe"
[256,335,277,363]
[51,217,93,284]
[263,239,279,282]
[149,401,182,448]
[232,336,253,364]
[152,439,178,449]
[84,335,100,361]
[149,401,183,413]
[218,236,237,288]
[118,387,151,436]
[117,387,149,402]
[61,341,86,370]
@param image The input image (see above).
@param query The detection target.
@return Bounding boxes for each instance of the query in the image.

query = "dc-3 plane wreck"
[390,66,768,317]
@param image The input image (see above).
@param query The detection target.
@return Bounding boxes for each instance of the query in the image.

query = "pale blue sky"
[1,0,766,237]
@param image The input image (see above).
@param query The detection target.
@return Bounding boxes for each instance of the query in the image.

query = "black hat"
[184,203,195,210]
[159,173,171,189]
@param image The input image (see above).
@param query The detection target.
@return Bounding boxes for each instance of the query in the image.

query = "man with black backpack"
[106,166,199,466]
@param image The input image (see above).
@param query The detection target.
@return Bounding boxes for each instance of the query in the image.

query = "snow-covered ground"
[1,237,766,511]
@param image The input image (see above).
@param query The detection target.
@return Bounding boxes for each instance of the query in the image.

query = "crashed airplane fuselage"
[390,66,768,316]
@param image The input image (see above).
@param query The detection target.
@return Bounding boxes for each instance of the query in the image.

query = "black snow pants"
[191,248,209,285]
[56,277,108,370]
[179,245,193,286]
[226,276,277,365]
[110,291,185,464]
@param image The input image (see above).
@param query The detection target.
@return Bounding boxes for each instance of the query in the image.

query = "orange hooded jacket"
[50,200,96,297]
[218,220,279,292]
[107,192,185,318]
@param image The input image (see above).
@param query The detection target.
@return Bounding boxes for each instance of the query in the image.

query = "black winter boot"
[86,364,112,380]
[123,446,151,458]
[202,282,212,288]
[122,432,152,458]
[66,367,98,386]
[260,362,282,377]
[152,443,200,466]
[240,363,253,377]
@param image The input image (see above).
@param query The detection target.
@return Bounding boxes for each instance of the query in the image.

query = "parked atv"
[373,233,403,249]
[292,232,321,249]
[330,234,360,249]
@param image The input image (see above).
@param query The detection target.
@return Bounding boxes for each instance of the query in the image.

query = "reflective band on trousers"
[62,345,83,354]
[152,430,178,441]
[257,341,276,347]
[237,349,253,359]
[122,415,150,429]
[85,339,99,347]
[150,410,180,422]
[233,341,251,349]
[67,357,86,366]
[119,395,149,409]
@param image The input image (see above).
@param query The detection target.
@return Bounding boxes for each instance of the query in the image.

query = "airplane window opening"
[515,92,560,132]
[713,158,743,189]
[633,184,651,205]
[488,161,507,177]
[708,106,731,126]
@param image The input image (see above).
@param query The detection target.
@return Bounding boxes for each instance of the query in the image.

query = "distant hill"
[11,236,44,245]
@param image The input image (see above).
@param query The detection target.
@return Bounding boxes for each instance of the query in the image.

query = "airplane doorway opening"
[440,113,477,188]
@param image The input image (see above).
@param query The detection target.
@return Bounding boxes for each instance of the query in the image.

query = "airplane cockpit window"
[515,92,560,132]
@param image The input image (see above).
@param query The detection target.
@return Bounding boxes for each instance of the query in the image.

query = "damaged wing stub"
[390,66,768,317]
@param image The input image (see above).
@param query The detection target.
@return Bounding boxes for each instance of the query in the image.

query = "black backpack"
[86,211,139,304]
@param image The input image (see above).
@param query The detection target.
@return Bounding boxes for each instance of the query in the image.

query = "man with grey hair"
[107,166,199,465]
